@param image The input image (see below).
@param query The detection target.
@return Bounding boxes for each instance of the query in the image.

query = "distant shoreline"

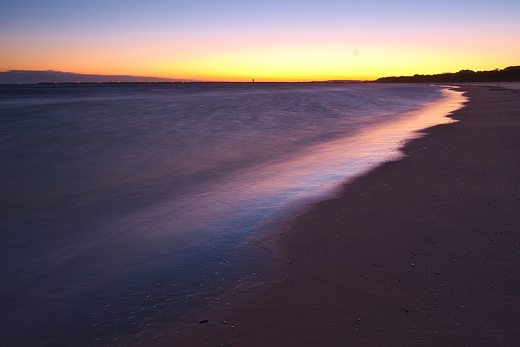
[1,65,519,85]
[25,81,371,85]
[377,65,520,83]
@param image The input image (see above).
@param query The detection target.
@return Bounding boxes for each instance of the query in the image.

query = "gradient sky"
[1,0,519,81]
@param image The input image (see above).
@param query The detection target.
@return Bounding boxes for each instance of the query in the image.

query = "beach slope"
[162,85,520,347]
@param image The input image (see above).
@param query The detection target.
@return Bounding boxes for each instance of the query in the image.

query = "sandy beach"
[152,85,520,347]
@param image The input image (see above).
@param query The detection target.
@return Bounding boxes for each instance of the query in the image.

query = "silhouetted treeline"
[377,66,520,83]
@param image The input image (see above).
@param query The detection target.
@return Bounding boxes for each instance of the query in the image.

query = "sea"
[0,82,466,346]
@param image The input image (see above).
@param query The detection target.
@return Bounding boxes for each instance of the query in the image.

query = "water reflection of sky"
[149,88,467,245]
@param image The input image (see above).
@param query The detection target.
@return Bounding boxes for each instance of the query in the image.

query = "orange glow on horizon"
[1,1,519,82]
[1,31,518,82]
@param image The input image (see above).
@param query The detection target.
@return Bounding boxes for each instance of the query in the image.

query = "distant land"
[0,70,199,84]
[376,65,520,83]
[2,66,519,84]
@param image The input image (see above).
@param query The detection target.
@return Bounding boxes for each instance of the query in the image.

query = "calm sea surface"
[0,83,466,346]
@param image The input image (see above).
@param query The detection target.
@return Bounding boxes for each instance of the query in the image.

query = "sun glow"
[151,40,511,82]
[1,0,519,81]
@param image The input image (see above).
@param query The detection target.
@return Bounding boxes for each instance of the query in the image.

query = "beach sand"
[152,85,520,347]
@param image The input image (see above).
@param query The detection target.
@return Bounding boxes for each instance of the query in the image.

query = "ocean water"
[0,83,466,346]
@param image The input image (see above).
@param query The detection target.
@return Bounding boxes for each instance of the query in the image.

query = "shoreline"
[151,85,519,346]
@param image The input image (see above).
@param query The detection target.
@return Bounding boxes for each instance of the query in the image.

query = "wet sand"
[157,85,520,346]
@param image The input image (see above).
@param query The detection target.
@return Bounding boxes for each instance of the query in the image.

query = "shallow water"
[0,83,466,345]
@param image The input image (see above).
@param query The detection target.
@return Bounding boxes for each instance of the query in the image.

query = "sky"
[1,0,519,81]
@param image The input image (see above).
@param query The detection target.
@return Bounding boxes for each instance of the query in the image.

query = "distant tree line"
[376,66,520,83]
